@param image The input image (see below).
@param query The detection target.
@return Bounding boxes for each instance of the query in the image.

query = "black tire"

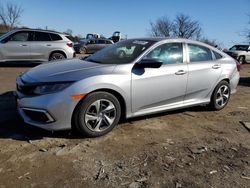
[209,81,231,110]
[238,56,245,64]
[49,52,66,61]
[73,92,121,137]
[79,47,87,54]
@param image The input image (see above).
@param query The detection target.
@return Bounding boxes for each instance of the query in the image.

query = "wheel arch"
[71,88,127,130]
[49,50,67,60]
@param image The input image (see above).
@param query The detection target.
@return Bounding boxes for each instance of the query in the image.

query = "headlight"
[33,82,73,95]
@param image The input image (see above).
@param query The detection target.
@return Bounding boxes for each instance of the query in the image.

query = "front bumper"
[16,91,79,131]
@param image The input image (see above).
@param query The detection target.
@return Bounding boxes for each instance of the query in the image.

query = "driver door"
[1,31,31,60]
[131,42,188,114]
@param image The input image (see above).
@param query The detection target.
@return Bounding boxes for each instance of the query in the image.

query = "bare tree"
[173,14,202,39]
[199,37,220,48]
[149,16,173,37]
[0,2,23,30]
[64,29,73,36]
[246,15,250,42]
[149,14,202,39]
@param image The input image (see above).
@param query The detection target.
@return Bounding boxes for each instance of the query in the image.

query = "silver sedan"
[16,38,240,137]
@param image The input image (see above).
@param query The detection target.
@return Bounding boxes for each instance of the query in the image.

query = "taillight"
[67,42,73,48]
[235,60,240,72]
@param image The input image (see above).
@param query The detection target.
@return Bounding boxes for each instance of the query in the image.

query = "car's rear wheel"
[49,52,66,61]
[79,47,87,54]
[73,92,121,137]
[209,81,231,110]
[238,56,245,64]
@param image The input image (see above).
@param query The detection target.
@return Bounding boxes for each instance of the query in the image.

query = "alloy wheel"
[215,85,230,107]
[84,99,116,132]
[50,53,65,61]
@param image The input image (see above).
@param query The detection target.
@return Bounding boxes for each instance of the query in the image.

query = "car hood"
[21,58,116,83]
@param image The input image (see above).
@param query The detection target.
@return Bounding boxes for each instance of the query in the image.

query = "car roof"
[127,37,219,49]
[11,28,66,35]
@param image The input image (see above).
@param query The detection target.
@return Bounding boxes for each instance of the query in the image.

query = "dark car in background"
[74,38,113,54]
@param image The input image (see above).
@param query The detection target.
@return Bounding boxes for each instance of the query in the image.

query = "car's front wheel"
[209,81,231,110]
[73,92,121,137]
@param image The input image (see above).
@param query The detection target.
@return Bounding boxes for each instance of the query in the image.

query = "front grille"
[22,108,54,123]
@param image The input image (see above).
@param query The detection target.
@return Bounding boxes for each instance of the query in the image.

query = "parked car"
[0,28,75,62]
[224,44,250,64]
[74,38,113,54]
[16,38,240,137]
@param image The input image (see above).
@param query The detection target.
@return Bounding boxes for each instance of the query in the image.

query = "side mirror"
[138,59,163,68]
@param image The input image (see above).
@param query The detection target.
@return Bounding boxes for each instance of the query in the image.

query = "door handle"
[175,70,187,75]
[20,44,27,46]
[46,44,51,46]
[212,64,221,69]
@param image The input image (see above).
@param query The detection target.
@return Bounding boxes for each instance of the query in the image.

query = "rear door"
[30,31,53,60]
[184,43,222,103]
[0,31,31,60]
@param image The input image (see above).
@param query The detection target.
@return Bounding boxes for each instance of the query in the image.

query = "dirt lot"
[0,60,249,188]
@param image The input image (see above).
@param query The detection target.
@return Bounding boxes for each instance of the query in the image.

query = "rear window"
[212,50,223,60]
[65,35,74,41]
[34,32,51,41]
[50,33,62,41]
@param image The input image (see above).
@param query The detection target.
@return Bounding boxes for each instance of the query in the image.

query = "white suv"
[224,44,250,64]
[0,29,75,62]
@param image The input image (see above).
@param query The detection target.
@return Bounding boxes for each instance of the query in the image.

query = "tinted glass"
[229,45,249,51]
[50,33,62,41]
[106,40,112,44]
[85,39,156,64]
[97,40,105,44]
[34,32,51,41]
[9,32,29,41]
[144,43,183,64]
[212,50,223,59]
[188,44,212,62]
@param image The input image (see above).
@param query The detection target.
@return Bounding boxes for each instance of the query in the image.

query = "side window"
[106,40,112,44]
[97,40,105,44]
[50,33,62,41]
[34,32,51,41]
[144,43,183,64]
[188,44,212,62]
[9,32,29,42]
[212,50,223,60]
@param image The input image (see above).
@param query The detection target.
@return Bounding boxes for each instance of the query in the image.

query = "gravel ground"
[0,60,249,188]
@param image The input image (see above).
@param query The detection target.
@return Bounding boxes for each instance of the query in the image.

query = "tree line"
[0,2,249,45]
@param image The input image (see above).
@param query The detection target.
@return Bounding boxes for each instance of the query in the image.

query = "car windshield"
[0,30,16,40]
[85,39,156,64]
[229,45,249,51]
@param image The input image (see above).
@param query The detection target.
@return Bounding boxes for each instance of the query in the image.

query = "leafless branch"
[0,2,23,30]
